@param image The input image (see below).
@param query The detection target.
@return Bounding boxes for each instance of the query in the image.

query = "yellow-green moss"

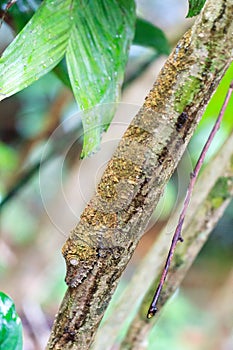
[208,177,232,209]
[175,75,201,113]
[173,253,184,269]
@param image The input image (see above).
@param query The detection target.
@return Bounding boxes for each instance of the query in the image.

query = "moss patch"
[208,177,232,208]
[175,75,201,113]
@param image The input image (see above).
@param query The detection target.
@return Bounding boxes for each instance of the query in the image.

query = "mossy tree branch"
[47,1,233,349]
[119,130,233,350]
[92,128,233,350]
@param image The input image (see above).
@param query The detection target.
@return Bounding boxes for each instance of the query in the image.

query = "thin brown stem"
[147,80,233,318]
[0,0,17,28]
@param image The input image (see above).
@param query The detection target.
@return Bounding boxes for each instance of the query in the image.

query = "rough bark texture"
[119,131,233,350]
[92,127,233,350]
[47,0,233,349]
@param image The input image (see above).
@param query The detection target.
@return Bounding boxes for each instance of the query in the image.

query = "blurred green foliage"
[0,292,23,350]
[189,64,233,164]
[149,292,208,350]
[0,142,18,173]
[134,17,170,55]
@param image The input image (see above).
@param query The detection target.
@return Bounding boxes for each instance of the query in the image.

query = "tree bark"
[47,0,233,348]
[92,123,233,350]
[118,130,233,350]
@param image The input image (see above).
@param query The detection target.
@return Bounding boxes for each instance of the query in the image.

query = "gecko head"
[62,239,98,288]
[64,255,96,287]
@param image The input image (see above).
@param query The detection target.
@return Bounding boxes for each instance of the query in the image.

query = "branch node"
[178,235,184,242]
[147,306,158,319]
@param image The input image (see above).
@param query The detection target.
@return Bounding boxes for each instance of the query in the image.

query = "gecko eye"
[69,258,79,266]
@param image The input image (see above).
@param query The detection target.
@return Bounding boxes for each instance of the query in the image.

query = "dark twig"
[147,80,233,318]
[0,0,17,28]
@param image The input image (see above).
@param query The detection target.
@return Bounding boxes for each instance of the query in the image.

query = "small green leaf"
[0,0,72,100]
[66,0,136,157]
[133,18,170,55]
[186,0,206,18]
[0,292,23,350]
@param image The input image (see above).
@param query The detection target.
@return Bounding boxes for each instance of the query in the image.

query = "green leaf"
[0,0,72,99]
[133,18,170,55]
[66,0,136,157]
[0,292,23,350]
[186,0,206,18]
[0,0,135,157]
